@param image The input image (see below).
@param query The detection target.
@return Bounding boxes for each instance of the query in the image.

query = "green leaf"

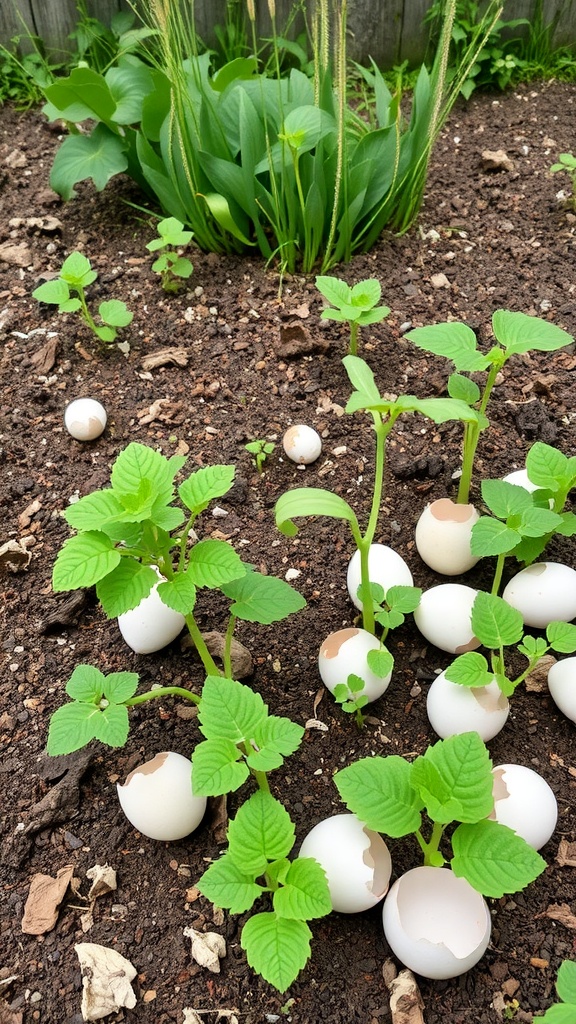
[47,702,102,755]
[406,321,490,371]
[98,299,133,328]
[385,585,422,613]
[110,442,185,509]
[198,676,267,743]
[227,792,295,875]
[52,531,121,591]
[191,738,249,796]
[481,478,534,518]
[316,275,353,310]
[241,913,312,993]
[156,570,197,615]
[342,354,383,406]
[188,538,245,588]
[220,571,306,624]
[102,671,140,704]
[96,561,157,617]
[397,394,484,425]
[447,372,481,405]
[43,65,117,123]
[366,646,394,679]
[63,489,125,532]
[273,858,332,920]
[91,702,130,747]
[49,124,128,199]
[60,252,96,286]
[547,622,576,654]
[451,819,546,897]
[444,652,493,689]
[350,278,382,309]
[471,591,524,649]
[556,960,576,1005]
[519,506,563,537]
[335,756,423,837]
[178,464,235,514]
[66,663,105,702]
[492,309,574,355]
[275,487,358,538]
[410,732,494,824]
[33,278,71,305]
[470,517,521,557]
[247,716,305,772]
[526,442,574,491]
[537,1006,576,1023]
[198,853,264,914]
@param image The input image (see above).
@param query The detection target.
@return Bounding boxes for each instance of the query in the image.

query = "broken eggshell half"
[117,751,206,841]
[415,498,480,575]
[490,763,558,850]
[502,562,576,629]
[413,584,481,654]
[426,669,510,741]
[298,813,392,913]
[547,657,576,724]
[347,543,413,612]
[117,571,186,653]
[382,866,491,979]
[318,627,392,703]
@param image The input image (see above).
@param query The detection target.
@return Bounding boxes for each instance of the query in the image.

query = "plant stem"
[184,613,221,676]
[419,820,446,866]
[357,412,395,634]
[349,321,359,356]
[491,552,507,596]
[126,685,200,706]
[457,361,501,504]
[223,614,236,679]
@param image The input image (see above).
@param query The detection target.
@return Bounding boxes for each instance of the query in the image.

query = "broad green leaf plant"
[32,251,133,345]
[315,275,390,355]
[146,215,194,292]
[550,152,576,210]
[406,310,574,505]
[537,959,576,1022]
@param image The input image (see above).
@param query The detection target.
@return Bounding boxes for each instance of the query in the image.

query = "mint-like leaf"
[198,853,264,914]
[470,517,521,557]
[273,858,332,920]
[102,671,140,704]
[178,464,235,514]
[335,755,423,837]
[410,732,494,824]
[481,478,533,518]
[406,321,489,371]
[451,818,546,897]
[63,489,125,532]
[221,571,306,624]
[227,792,295,875]
[198,676,267,743]
[110,442,185,509]
[52,531,121,590]
[247,716,305,772]
[547,621,576,654]
[444,652,493,689]
[241,913,312,993]
[366,646,394,679]
[188,538,245,588]
[471,591,524,649]
[191,738,249,796]
[556,960,576,1005]
[96,560,157,617]
[91,702,130,747]
[47,702,101,755]
[66,663,105,702]
[157,569,197,614]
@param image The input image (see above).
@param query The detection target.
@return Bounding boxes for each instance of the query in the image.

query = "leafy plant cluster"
[32,251,133,345]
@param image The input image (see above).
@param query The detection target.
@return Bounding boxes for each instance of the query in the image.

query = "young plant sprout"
[51,442,305,679]
[315,275,390,355]
[550,152,576,210]
[245,438,275,474]
[406,310,574,506]
[536,959,576,1022]
[146,216,194,292]
[32,251,133,344]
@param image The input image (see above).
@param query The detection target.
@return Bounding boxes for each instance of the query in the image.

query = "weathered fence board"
[1,0,575,67]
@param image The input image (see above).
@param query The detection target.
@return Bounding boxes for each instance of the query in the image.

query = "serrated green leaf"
[451,818,546,897]
[385,585,422,613]
[406,321,489,371]
[366,646,394,679]
[63,489,125,532]
[66,663,105,702]
[471,591,524,648]
[102,671,140,704]
[96,560,157,617]
[178,464,235,514]
[198,853,264,914]
[198,675,267,743]
[481,478,534,518]
[47,702,102,755]
[526,442,572,491]
[444,651,493,689]
[52,531,121,591]
[191,737,249,796]
[273,857,332,920]
[335,756,423,837]
[241,912,312,992]
[519,506,563,538]
[149,503,185,532]
[249,715,305,768]
[350,278,382,308]
[228,792,295,875]
[411,732,494,824]
[91,702,130,747]
[110,443,185,510]
[470,517,521,557]
[220,571,306,624]
[556,960,576,1005]
[556,512,576,537]
[492,309,574,356]
[547,622,576,654]
[156,570,197,615]
[275,487,358,538]
[188,538,245,588]
[447,372,481,405]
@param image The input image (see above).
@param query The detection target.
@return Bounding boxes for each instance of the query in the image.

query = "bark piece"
[75,943,137,1021]
[536,903,576,929]
[21,864,74,935]
[557,839,576,867]
[0,540,31,573]
[384,960,425,1024]
[140,347,189,370]
[30,335,58,374]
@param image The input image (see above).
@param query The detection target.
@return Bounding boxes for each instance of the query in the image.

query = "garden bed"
[1,80,576,1024]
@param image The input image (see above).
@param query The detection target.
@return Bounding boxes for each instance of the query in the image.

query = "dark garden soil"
[1,80,576,1024]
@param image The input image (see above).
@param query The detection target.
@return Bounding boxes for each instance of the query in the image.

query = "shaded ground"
[1,80,576,1024]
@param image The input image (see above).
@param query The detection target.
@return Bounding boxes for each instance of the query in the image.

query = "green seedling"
[52,442,305,679]
[336,730,546,896]
[146,216,194,292]
[445,591,576,698]
[406,310,574,504]
[524,441,576,516]
[550,153,576,210]
[245,439,275,474]
[275,354,480,635]
[537,959,576,1022]
[32,251,133,344]
[333,673,371,727]
[315,276,390,355]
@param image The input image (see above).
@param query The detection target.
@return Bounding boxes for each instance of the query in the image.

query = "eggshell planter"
[117,751,207,841]
[117,579,186,653]
[427,670,510,741]
[299,814,392,913]
[491,763,558,850]
[347,543,413,611]
[318,627,392,703]
[415,498,480,575]
[413,584,480,654]
[502,562,576,628]
[547,657,576,724]
[382,866,491,979]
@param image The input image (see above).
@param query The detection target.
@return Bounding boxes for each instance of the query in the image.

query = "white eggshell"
[64,397,107,441]
[299,813,392,913]
[318,627,392,703]
[502,468,538,491]
[426,670,509,741]
[117,578,185,653]
[491,764,557,850]
[117,751,206,841]
[347,543,413,611]
[282,424,322,464]
[382,866,491,979]
[415,498,480,575]
[502,562,576,628]
[413,584,480,654]
[547,657,576,724]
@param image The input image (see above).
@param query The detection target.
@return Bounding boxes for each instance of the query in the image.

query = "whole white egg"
[117,577,185,653]
[415,498,480,575]
[117,751,206,841]
[502,562,576,629]
[413,584,480,654]
[318,627,392,702]
[426,669,510,741]
[547,657,576,724]
[347,543,413,611]
[491,763,557,850]
[64,397,107,441]
[382,866,491,979]
[282,424,322,465]
[299,813,392,913]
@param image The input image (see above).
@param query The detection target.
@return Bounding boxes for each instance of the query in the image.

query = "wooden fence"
[1,0,575,68]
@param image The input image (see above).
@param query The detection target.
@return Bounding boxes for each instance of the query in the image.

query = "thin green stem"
[420,820,446,866]
[223,614,236,679]
[491,552,507,596]
[357,411,394,635]
[184,613,221,676]
[349,321,359,356]
[457,419,479,505]
[126,685,200,706]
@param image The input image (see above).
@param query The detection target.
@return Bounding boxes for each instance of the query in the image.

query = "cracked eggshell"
[415,498,480,575]
[502,562,576,629]
[347,543,413,611]
[318,627,392,702]
[502,468,538,491]
[64,398,107,441]
[117,577,185,653]
[413,584,480,654]
[117,751,206,841]
[382,866,491,979]
[282,424,322,464]
[426,669,510,741]
[547,657,576,724]
[491,764,558,850]
[299,813,392,913]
